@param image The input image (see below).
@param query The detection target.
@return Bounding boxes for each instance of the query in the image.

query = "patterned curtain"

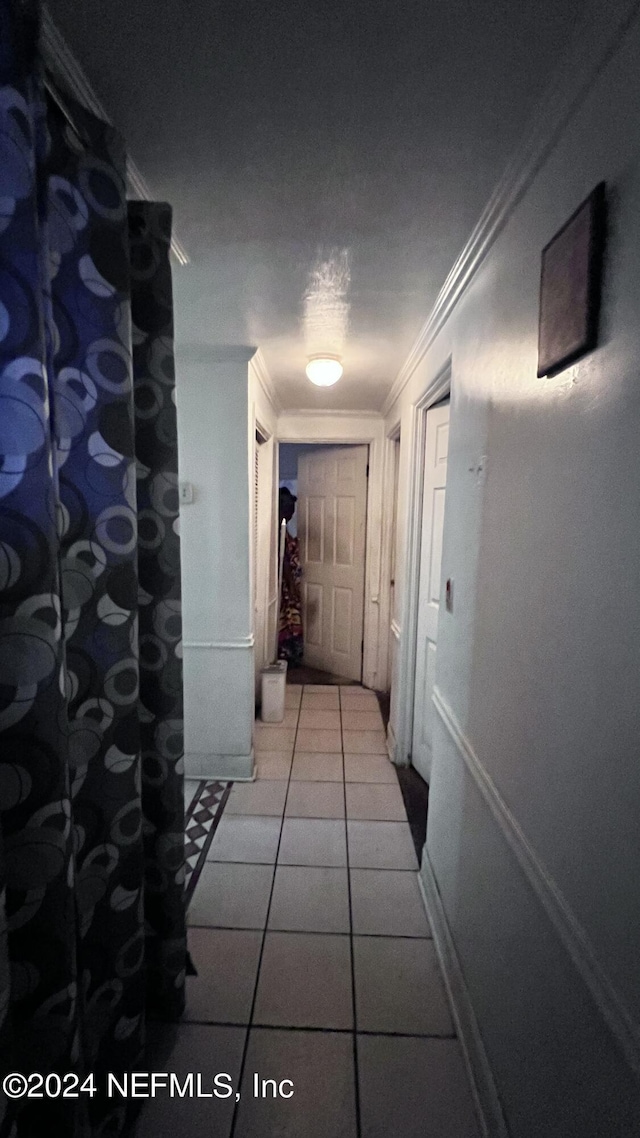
[128,201,185,1020]
[0,3,185,1134]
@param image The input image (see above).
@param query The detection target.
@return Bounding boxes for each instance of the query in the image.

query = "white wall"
[177,346,255,778]
[386,4,640,1133]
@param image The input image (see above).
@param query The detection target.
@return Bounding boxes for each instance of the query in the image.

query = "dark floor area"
[376,688,390,727]
[396,765,430,861]
[286,663,359,686]
[375,687,429,860]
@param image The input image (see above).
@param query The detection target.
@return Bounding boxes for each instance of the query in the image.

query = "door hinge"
[366,464,369,478]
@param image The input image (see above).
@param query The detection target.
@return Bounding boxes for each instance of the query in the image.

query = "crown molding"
[382,0,640,417]
[250,348,282,414]
[40,6,190,267]
[278,408,382,420]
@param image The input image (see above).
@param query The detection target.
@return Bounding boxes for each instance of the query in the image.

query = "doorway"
[411,397,450,783]
[278,442,369,685]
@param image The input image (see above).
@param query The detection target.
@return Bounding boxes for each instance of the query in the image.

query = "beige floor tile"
[347,821,418,870]
[268,866,350,933]
[253,932,353,1029]
[188,862,274,929]
[345,782,407,821]
[139,1024,245,1137]
[286,781,345,819]
[298,709,342,729]
[234,1028,357,1138]
[342,730,388,755]
[253,725,296,752]
[296,728,342,753]
[226,781,287,817]
[341,710,384,731]
[285,685,303,708]
[353,937,454,1035]
[255,752,293,780]
[278,818,347,867]
[344,753,397,783]
[291,752,343,781]
[350,868,430,936]
[301,691,340,710]
[340,689,379,710]
[207,815,281,864]
[257,708,298,727]
[184,927,262,1023]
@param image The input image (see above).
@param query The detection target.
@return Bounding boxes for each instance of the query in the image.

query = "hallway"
[137,685,480,1137]
[3,3,640,1135]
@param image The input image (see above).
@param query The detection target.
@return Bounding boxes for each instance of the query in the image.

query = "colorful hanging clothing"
[278,531,304,663]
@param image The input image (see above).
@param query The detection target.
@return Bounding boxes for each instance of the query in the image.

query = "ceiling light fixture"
[305,354,343,387]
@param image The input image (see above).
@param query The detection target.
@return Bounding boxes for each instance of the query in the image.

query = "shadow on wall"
[279,479,298,534]
[279,442,351,537]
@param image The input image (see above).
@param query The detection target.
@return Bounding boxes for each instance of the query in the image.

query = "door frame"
[385,420,402,757]
[277,411,389,691]
[393,359,452,767]
[253,416,277,692]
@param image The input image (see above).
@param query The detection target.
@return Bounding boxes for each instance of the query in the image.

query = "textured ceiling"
[48,0,586,409]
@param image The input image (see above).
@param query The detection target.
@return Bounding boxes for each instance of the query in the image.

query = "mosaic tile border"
[184,780,231,904]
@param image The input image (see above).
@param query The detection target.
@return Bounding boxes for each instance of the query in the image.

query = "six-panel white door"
[411,403,450,782]
[298,445,368,680]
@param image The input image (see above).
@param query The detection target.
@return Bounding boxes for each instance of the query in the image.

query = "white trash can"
[260,660,288,723]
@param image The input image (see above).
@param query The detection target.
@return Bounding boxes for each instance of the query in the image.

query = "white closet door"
[412,403,450,782]
[298,445,368,680]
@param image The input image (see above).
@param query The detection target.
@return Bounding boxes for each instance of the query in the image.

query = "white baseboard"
[184,750,255,781]
[418,851,509,1138]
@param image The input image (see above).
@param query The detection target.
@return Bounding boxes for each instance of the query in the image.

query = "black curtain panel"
[128,201,186,1021]
[48,92,145,1138]
[0,13,83,1136]
[0,3,185,1134]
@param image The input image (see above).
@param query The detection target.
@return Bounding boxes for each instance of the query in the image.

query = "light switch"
[179,481,194,505]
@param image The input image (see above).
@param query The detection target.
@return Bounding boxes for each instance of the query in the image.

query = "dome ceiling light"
[305,354,343,387]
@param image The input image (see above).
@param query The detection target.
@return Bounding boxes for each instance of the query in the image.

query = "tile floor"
[136,685,480,1138]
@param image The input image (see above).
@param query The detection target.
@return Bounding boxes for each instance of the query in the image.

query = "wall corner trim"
[418,854,508,1138]
[183,636,255,650]
[41,7,191,267]
[382,0,640,417]
[250,348,281,413]
[432,687,640,1075]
